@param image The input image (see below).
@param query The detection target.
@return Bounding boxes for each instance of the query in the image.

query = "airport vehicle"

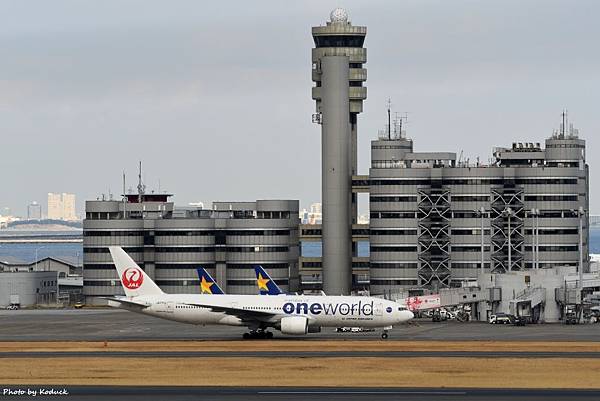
[73,302,85,309]
[5,304,19,310]
[564,305,580,325]
[489,313,525,325]
[106,247,414,339]
[196,268,224,294]
[489,313,512,324]
[432,308,455,322]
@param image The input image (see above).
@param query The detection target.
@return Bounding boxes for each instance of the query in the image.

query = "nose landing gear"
[381,325,392,339]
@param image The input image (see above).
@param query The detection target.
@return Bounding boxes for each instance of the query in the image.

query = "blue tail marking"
[196,268,224,294]
[254,265,283,295]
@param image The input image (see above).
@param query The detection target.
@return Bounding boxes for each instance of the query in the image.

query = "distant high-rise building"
[27,201,42,220]
[308,203,322,225]
[47,193,77,221]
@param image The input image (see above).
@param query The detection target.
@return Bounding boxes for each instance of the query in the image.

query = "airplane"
[196,267,224,295]
[106,246,414,339]
[254,265,284,295]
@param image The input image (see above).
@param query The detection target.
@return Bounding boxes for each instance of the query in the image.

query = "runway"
[2,309,600,394]
[2,309,600,341]
[2,350,600,358]
[2,386,600,401]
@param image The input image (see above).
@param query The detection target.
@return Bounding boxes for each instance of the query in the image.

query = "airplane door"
[374,303,383,316]
[166,301,174,314]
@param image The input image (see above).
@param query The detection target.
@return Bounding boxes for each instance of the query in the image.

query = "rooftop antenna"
[561,109,568,137]
[395,112,409,139]
[137,161,146,203]
[387,98,392,140]
[122,170,127,219]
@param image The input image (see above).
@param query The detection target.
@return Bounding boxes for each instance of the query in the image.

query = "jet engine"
[279,316,309,335]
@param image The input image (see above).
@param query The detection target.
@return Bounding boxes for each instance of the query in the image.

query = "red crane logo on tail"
[122,268,144,289]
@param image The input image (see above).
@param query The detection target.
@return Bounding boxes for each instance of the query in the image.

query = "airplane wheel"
[266,332,273,339]
[381,332,389,340]
[243,333,250,340]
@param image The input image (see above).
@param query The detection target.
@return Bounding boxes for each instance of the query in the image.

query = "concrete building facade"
[366,116,589,295]
[0,271,58,307]
[83,194,299,303]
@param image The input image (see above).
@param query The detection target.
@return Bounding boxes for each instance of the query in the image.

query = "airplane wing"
[103,297,149,309]
[182,302,278,323]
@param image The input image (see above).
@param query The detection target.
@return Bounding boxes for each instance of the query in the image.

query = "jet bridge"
[509,286,546,322]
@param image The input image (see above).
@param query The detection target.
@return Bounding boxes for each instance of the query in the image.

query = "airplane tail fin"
[254,265,283,295]
[108,246,163,298]
[196,267,224,294]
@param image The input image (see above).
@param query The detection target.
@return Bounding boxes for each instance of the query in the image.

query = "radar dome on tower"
[330,8,348,23]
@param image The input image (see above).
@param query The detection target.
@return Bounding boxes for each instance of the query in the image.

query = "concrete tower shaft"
[320,56,352,295]
[312,10,367,295]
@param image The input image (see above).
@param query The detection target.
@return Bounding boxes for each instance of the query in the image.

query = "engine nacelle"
[279,316,309,335]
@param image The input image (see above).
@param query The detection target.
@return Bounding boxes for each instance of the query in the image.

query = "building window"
[155,247,215,253]
[370,246,418,252]
[314,35,365,48]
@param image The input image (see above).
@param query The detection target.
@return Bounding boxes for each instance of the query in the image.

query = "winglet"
[196,267,225,294]
[254,265,283,295]
[108,246,163,297]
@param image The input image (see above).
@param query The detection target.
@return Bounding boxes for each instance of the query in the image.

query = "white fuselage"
[110,294,413,329]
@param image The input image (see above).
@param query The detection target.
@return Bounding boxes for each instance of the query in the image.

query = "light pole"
[578,206,585,288]
[530,208,539,270]
[35,246,46,271]
[477,207,486,274]
[535,209,539,270]
[503,207,514,271]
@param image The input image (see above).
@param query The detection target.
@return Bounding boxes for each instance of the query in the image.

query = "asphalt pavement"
[2,350,599,358]
[2,386,600,401]
[1,309,599,341]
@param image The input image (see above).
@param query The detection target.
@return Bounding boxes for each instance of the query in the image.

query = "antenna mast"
[387,98,392,140]
[122,171,127,219]
[137,161,146,203]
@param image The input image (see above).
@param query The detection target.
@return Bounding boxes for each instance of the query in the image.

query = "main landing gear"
[242,330,273,340]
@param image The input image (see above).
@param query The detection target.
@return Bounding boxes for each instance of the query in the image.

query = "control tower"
[312,9,367,295]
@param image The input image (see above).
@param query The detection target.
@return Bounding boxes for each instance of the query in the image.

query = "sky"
[1,0,599,217]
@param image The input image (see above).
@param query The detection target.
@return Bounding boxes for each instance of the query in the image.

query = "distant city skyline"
[1,1,599,216]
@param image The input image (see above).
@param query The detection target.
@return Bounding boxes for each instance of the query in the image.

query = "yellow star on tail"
[200,276,215,294]
[257,273,270,291]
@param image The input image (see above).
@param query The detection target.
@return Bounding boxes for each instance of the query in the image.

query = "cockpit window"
[398,306,408,311]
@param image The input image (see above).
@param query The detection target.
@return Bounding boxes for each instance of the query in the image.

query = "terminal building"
[364,117,588,295]
[83,193,299,303]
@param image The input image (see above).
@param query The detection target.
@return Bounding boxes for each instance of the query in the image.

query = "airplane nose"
[408,311,414,320]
